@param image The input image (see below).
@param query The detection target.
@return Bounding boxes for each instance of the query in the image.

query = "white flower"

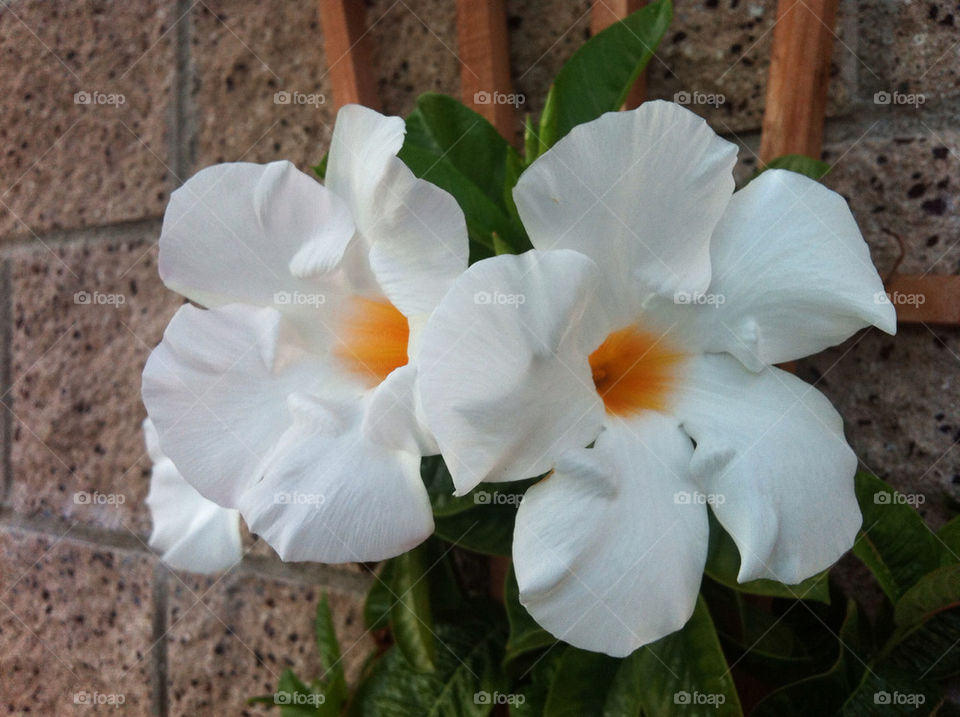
[417,101,896,657]
[142,105,468,564]
[143,418,242,573]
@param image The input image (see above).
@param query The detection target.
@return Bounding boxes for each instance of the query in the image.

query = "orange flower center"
[589,325,683,416]
[335,298,409,386]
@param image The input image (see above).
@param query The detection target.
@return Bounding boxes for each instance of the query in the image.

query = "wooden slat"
[590,0,646,109]
[759,0,839,161]
[319,0,379,110]
[884,275,960,325]
[456,0,515,139]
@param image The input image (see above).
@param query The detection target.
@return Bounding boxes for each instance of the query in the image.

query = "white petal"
[327,105,468,316]
[160,161,356,310]
[513,413,707,657]
[672,353,861,584]
[141,304,344,506]
[514,101,737,299]
[418,250,608,494]
[362,363,438,455]
[660,169,897,370]
[237,394,434,563]
[143,419,242,573]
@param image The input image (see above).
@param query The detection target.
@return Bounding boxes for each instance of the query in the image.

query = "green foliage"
[398,94,530,261]
[537,0,672,149]
[752,153,831,182]
[852,471,945,601]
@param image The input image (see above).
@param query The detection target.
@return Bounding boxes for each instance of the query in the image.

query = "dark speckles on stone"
[879,343,895,360]
[927,235,940,247]
[672,31,687,43]
[876,154,888,165]
[907,182,927,198]
[921,197,947,215]
[933,145,949,159]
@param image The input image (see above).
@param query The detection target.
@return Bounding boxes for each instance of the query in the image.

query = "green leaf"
[882,563,960,679]
[432,481,536,556]
[754,154,830,182]
[364,560,395,632]
[312,153,328,180]
[937,515,960,564]
[399,93,529,258]
[433,506,515,556]
[389,546,436,672]
[349,607,507,717]
[274,668,326,716]
[504,567,557,667]
[316,595,345,683]
[838,667,942,716]
[704,512,830,603]
[750,600,866,717]
[421,456,476,517]
[541,0,672,146]
[543,647,619,716]
[852,472,944,602]
[603,596,743,716]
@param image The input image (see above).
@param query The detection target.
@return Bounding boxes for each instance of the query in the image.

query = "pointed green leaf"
[504,567,556,667]
[852,472,944,602]
[544,647,619,716]
[543,0,672,146]
[349,607,507,717]
[603,596,743,717]
[389,546,436,672]
[882,563,960,679]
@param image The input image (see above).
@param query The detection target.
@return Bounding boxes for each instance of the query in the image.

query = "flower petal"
[160,161,355,309]
[672,353,861,584]
[362,363,439,455]
[143,419,242,573]
[418,250,608,494]
[514,101,737,299]
[513,413,707,657]
[659,169,897,371]
[237,394,434,563]
[326,105,469,316]
[141,304,345,506]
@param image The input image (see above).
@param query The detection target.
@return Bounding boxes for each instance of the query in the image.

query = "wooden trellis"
[319,0,960,326]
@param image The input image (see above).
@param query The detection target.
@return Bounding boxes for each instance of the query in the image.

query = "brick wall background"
[0,1,957,714]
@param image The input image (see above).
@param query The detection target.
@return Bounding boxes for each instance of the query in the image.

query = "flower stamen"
[589,326,682,416]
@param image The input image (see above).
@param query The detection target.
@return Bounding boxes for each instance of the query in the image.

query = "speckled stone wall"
[0,0,957,714]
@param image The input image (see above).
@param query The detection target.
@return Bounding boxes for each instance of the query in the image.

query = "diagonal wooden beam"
[456,0,516,140]
[318,0,380,111]
[590,0,646,109]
